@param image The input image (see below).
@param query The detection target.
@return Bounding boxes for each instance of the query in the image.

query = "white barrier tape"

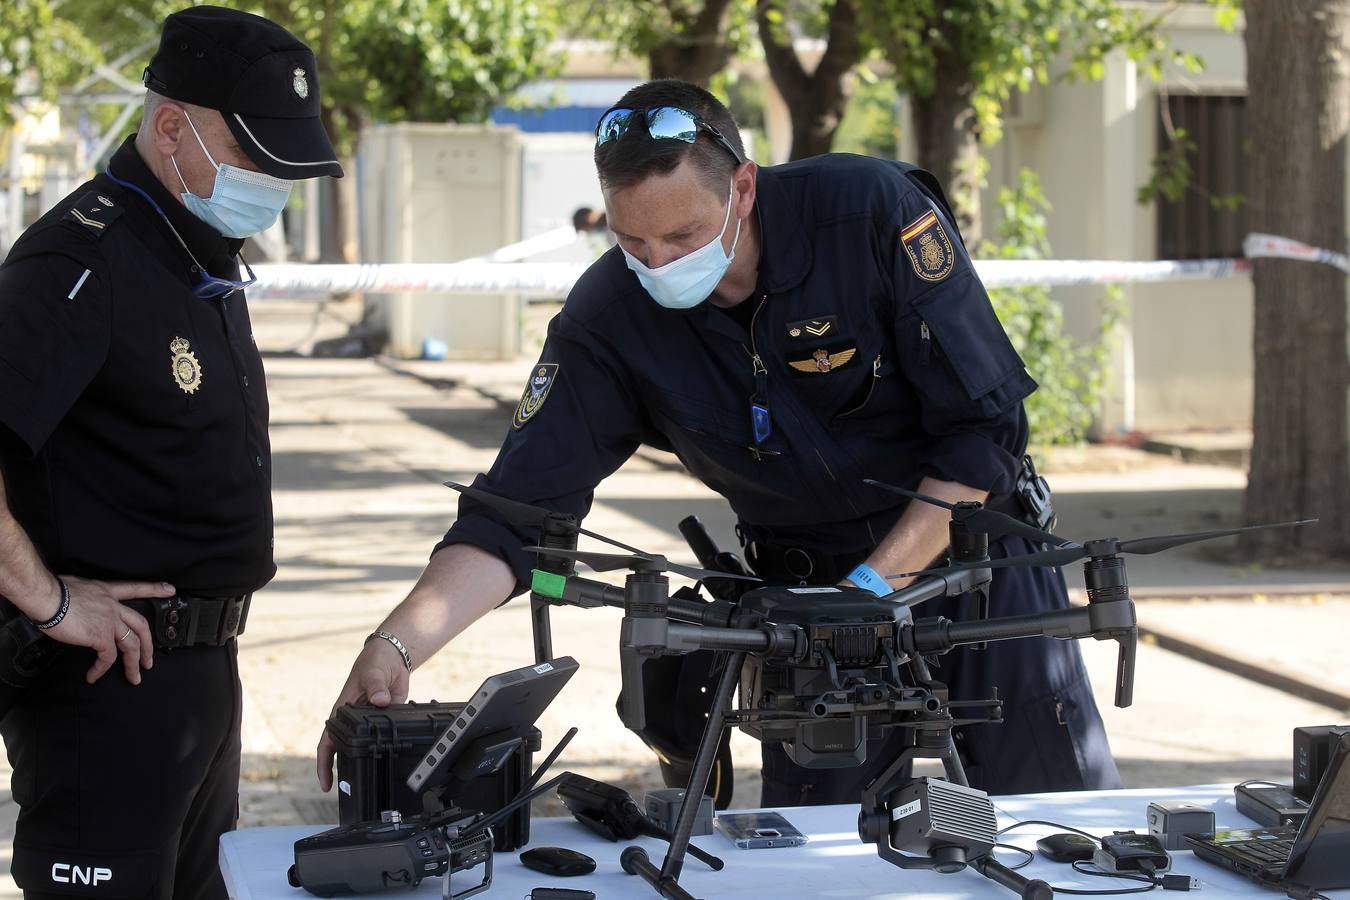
[467,226,582,263]
[1243,233,1350,273]
[248,256,1251,299]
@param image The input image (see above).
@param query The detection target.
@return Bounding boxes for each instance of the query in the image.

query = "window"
[1155,92,1249,260]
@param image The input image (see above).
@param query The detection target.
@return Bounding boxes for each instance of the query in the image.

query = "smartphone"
[714,812,808,849]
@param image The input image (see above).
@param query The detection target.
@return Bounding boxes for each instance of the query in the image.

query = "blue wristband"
[846,563,891,597]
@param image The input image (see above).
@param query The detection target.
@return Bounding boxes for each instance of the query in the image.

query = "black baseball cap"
[143,6,343,179]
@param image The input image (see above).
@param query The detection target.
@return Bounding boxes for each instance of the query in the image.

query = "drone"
[446,479,1312,900]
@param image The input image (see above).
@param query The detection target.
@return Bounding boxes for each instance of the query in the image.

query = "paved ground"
[1,297,1346,895]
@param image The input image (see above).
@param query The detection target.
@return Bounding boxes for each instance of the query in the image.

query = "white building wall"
[981,7,1257,433]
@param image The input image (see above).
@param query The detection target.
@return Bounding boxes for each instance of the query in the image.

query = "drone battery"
[327,701,541,851]
[1234,782,1308,828]
[645,788,715,837]
[1146,801,1215,851]
[1294,725,1347,802]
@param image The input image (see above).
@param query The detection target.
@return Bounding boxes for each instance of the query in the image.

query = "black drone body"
[444,479,1313,900]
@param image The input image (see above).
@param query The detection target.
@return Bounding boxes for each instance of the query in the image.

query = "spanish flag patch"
[900,208,955,282]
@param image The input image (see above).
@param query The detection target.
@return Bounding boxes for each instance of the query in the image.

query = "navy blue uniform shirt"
[441,154,1037,588]
[0,136,274,596]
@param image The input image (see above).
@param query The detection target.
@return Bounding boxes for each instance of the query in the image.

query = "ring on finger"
[118,627,132,643]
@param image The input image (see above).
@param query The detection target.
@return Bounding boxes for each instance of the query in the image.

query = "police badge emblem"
[513,363,558,429]
[788,346,856,374]
[292,67,309,99]
[170,336,202,395]
[900,208,955,282]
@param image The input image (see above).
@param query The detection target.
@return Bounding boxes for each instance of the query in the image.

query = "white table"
[221,784,1349,899]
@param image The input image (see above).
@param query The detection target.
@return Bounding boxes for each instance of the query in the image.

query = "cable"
[993,819,1200,896]
[992,842,1036,870]
[1236,779,1288,790]
[997,818,1103,845]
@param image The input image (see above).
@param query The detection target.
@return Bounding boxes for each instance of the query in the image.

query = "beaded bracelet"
[30,576,71,630]
[365,630,414,672]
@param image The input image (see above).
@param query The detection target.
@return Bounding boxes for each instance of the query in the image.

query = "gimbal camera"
[447,479,1312,900]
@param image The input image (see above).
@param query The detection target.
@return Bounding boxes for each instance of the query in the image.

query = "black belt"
[125,594,251,649]
[744,542,868,585]
[742,489,1043,586]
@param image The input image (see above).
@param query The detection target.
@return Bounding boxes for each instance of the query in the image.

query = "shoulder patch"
[900,209,955,282]
[63,191,123,239]
[513,363,559,429]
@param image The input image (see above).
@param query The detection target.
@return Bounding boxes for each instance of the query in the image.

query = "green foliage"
[1,0,560,150]
[981,169,1120,444]
[833,70,901,159]
[1137,120,1247,213]
[0,0,103,125]
[570,0,755,72]
[859,0,1207,150]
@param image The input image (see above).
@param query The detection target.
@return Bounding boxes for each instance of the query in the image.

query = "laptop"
[1186,728,1350,893]
[404,656,578,793]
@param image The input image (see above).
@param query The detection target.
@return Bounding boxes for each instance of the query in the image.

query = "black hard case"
[326,701,541,851]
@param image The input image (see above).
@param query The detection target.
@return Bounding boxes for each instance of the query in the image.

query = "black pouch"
[0,601,67,717]
[1014,454,1057,533]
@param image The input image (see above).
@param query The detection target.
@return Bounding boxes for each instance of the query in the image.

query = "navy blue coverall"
[440,153,1121,802]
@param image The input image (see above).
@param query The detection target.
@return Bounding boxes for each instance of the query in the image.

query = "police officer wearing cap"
[319,79,1119,808]
[0,7,341,898]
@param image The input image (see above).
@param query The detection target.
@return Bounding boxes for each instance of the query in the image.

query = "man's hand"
[315,637,411,792]
[44,575,175,685]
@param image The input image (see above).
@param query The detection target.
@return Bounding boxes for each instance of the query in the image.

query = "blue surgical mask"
[622,179,742,310]
[172,112,293,239]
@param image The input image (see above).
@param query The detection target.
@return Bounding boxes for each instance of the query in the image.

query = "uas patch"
[513,363,558,429]
[900,208,955,282]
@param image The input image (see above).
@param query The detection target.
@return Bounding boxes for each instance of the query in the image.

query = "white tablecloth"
[221,784,1350,899]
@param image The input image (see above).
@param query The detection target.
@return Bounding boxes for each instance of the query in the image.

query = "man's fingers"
[85,643,117,684]
[389,670,411,706]
[122,610,154,669]
[111,581,176,601]
[361,668,394,706]
[117,629,143,685]
[317,732,336,792]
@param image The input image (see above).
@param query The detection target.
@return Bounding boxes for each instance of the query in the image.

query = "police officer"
[0,7,341,898]
[318,79,1119,806]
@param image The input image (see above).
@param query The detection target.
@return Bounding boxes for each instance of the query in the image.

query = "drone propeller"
[523,546,761,584]
[863,479,1068,547]
[889,519,1318,580]
[444,481,643,554]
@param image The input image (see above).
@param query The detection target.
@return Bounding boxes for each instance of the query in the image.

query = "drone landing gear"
[620,649,745,900]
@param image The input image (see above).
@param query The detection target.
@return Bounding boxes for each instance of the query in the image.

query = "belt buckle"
[220,595,250,642]
[153,597,192,649]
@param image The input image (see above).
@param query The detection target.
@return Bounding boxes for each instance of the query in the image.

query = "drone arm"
[905,597,1137,709]
[665,623,805,660]
[885,568,990,609]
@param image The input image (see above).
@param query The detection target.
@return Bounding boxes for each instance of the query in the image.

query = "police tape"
[1243,232,1350,273]
[247,257,1251,299]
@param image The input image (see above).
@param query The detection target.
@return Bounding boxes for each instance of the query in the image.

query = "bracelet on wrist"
[365,630,413,672]
[846,563,892,598]
[30,576,71,630]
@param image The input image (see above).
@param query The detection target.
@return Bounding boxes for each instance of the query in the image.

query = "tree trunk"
[319,104,361,264]
[756,0,864,161]
[909,34,982,242]
[1239,0,1350,560]
[647,0,735,87]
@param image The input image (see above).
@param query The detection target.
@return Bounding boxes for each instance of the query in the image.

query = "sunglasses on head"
[595,106,744,166]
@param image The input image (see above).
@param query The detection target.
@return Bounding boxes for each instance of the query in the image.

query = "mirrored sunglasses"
[595,106,743,165]
[193,256,257,300]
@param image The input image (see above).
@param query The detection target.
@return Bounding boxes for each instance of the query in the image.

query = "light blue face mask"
[172,112,293,239]
[622,179,742,310]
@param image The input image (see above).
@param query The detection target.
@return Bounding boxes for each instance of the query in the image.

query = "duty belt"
[126,594,251,649]
[743,485,1050,586]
